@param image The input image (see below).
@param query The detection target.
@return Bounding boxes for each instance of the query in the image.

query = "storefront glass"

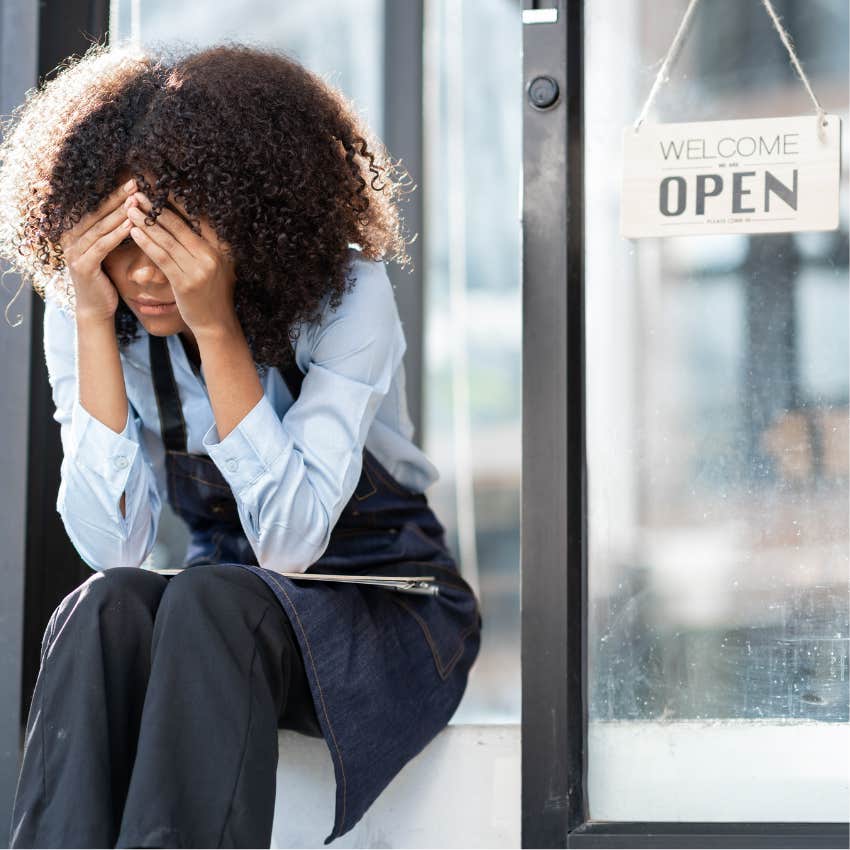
[585,0,849,820]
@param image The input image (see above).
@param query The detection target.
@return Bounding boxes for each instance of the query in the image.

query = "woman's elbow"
[255,522,330,574]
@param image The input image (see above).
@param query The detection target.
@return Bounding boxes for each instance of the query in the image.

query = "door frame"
[519,1,849,847]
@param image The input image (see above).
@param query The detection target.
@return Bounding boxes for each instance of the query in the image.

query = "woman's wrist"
[75,308,117,331]
[75,310,130,436]
[192,312,243,346]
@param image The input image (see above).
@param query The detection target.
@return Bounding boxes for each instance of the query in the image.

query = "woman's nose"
[128,254,168,286]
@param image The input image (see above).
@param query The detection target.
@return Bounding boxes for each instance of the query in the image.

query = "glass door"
[522,0,849,846]
[585,0,849,824]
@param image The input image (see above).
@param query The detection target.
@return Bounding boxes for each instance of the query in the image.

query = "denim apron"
[148,332,482,845]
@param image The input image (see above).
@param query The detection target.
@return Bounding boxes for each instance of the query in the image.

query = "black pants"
[8,564,323,849]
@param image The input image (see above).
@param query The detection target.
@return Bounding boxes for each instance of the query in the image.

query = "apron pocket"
[389,585,481,682]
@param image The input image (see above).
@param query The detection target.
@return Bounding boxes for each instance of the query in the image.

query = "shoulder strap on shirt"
[148,333,188,452]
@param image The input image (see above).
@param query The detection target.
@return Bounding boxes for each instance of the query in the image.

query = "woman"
[0,41,481,848]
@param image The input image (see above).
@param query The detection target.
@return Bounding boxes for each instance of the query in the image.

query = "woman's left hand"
[125,191,238,336]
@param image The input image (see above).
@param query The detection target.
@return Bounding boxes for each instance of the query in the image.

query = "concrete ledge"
[272,723,520,848]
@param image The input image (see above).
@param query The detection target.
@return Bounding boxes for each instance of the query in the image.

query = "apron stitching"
[354,457,377,500]
[363,453,419,498]
[260,570,348,832]
[388,595,480,681]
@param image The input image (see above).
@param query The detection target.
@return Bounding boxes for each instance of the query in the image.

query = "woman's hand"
[125,191,238,336]
[59,179,137,323]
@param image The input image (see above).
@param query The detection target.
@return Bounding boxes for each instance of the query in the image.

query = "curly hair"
[0,39,414,372]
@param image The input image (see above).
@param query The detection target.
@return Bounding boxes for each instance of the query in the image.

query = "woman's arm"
[44,294,161,570]
[193,315,264,443]
[201,255,406,574]
[76,313,132,517]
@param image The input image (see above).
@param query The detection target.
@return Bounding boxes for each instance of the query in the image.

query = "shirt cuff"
[70,397,141,494]
[201,392,292,495]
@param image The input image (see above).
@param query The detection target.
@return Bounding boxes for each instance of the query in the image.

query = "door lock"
[528,75,559,110]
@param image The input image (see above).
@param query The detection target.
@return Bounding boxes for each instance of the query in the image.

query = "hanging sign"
[620,114,842,238]
[620,0,842,239]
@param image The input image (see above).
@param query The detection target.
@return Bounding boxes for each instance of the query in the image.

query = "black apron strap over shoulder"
[278,343,304,402]
[148,333,305,452]
[149,333,188,453]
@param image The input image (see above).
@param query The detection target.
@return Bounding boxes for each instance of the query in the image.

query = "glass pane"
[585,0,849,821]
[423,0,522,723]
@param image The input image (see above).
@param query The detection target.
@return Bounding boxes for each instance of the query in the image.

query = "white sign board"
[621,114,842,238]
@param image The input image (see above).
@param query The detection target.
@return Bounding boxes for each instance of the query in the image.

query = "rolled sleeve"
[70,398,141,509]
[44,294,160,569]
[201,392,291,495]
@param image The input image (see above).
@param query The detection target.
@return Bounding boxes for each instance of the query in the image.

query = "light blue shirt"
[44,248,439,574]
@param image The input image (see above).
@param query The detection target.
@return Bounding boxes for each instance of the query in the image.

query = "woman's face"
[103,169,220,338]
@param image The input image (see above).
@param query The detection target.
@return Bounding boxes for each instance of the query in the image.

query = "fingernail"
[123,179,135,192]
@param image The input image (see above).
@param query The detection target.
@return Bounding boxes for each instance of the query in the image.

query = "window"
[584,0,848,824]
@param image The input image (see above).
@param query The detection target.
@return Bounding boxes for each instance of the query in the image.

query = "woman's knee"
[51,568,168,636]
[155,565,276,635]
[75,567,169,610]
[37,569,168,666]
[160,564,272,607]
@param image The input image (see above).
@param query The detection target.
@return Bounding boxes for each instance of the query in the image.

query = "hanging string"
[759,0,828,136]
[633,0,829,141]
[632,0,700,134]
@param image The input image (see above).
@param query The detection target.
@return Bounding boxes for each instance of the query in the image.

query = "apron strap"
[149,333,189,453]
[279,342,305,402]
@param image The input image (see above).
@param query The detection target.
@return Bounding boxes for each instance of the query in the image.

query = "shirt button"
[113,455,129,470]
[226,459,239,472]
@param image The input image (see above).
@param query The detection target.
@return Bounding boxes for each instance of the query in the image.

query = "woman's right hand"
[59,179,136,323]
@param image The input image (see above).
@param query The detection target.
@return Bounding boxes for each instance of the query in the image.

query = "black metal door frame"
[520,1,848,848]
